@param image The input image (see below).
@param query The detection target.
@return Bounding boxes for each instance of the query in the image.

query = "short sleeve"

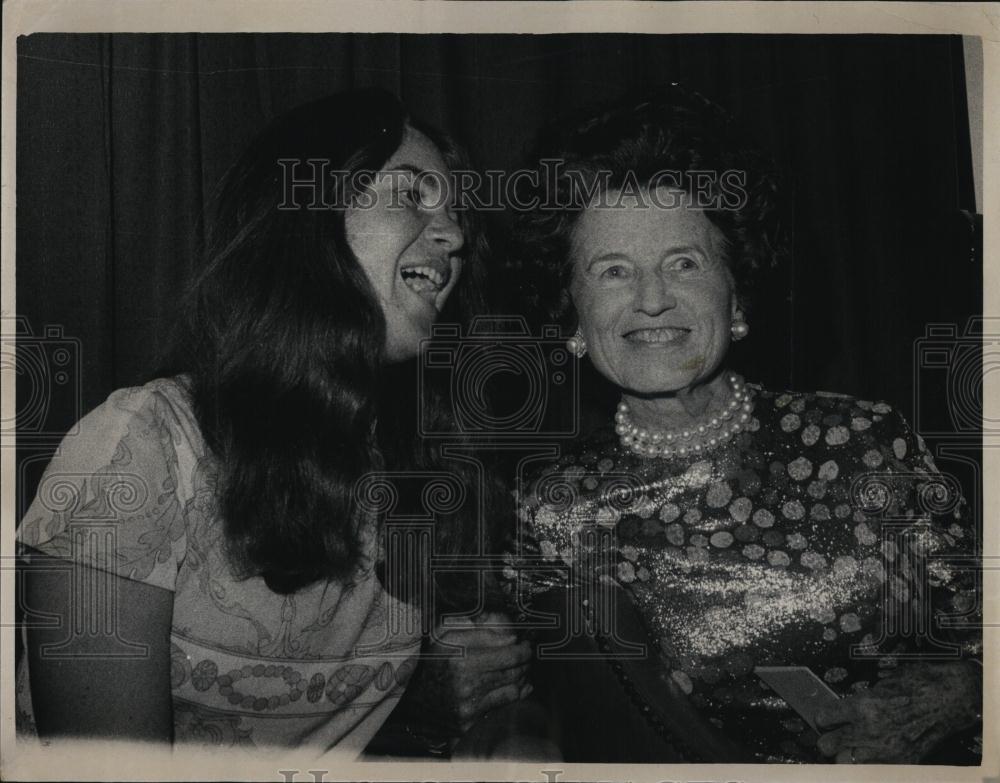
[17,384,190,592]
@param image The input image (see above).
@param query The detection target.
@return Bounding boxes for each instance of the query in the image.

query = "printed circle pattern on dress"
[394,656,418,686]
[786,532,807,550]
[825,426,850,446]
[326,664,375,707]
[780,413,801,432]
[862,449,884,468]
[710,531,734,548]
[767,550,791,567]
[706,482,732,508]
[753,508,775,528]
[215,664,308,710]
[375,661,394,691]
[730,496,752,521]
[787,457,812,481]
[810,503,831,521]
[306,672,326,704]
[170,643,191,689]
[660,502,681,523]
[807,480,827,499]
[781,500,805,520]
[802,424,821,445]
[818,460,839,480]
[192,659,218,691]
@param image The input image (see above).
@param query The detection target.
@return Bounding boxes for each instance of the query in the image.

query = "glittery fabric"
[504,386,981,763]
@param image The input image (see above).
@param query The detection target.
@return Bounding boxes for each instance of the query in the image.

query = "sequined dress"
[505,386,981,763]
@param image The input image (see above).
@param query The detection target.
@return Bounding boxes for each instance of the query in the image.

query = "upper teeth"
[627,327,689,343]
[401,265,447,292]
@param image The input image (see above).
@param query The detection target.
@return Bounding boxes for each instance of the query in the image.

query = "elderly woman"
[17,88,529,755]
[504,88,982,763]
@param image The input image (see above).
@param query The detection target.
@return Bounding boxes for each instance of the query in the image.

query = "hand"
[452,699,561,761]
[401,611,533,737]
[815,661,980,763]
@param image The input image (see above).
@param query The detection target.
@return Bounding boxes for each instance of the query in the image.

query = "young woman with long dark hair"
[17,89,528,755]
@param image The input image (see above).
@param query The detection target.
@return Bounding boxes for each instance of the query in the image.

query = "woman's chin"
[611,358,727,398]
[382,335,426,364]
[619,376,699,397]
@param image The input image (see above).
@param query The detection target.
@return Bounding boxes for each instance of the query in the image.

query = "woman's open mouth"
[623,326,692,345]
[400,263,451,306]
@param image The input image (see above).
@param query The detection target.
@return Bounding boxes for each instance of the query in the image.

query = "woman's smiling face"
[568,188,737,395]
[345,125,464,362]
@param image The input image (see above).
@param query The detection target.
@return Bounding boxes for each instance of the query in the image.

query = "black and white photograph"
[2,3,996,781]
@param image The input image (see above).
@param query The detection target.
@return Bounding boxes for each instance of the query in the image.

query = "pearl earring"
[566,329,587,358]
[731,318,750,341]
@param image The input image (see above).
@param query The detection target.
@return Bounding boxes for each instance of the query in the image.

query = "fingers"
[418,612,533,737]
[903,714,939,742]
[441,611,512,627]
[816,693,891,728]
[448,643,532,694]
[833,746,878,764]
[815,701,856,729]
[450,662,528,705]
[817,726,851,758]
[446,642,531,701]
[434,625,518,649]
[478,682,523,713]
[457,683,522,732]
[819,726,880,762]
[816,682,959,764]
[469,662,530,694]
[473,611,516,627]
[870,673,909,691]
[438,611,518,637]
[460,639,532,672]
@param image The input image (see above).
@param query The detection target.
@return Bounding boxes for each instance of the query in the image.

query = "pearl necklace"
[614,374,755,459]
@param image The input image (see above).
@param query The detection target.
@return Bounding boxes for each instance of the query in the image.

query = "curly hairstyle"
[161,89,495,596]
[510,85,787,329]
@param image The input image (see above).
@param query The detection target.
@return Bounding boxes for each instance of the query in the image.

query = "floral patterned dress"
[505,385,981,762]
[17,377,422,755]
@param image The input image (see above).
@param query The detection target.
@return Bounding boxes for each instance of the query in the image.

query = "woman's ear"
[557,288,577,328]
[730,291,741,322]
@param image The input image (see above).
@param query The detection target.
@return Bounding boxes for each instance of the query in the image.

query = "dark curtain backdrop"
[16,33,981,517]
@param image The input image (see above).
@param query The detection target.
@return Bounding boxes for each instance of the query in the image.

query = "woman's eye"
[600,265,630,280]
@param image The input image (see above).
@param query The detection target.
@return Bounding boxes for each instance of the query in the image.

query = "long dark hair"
[162,89,493,596]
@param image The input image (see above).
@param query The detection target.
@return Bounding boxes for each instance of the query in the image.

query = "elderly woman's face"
[568,188,736,395]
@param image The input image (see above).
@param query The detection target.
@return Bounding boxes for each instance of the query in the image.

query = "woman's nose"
[635,272,677,315]
[426,209,465,255]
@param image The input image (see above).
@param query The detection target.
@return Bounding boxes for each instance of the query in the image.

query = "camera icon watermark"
[1,316,81,446]
[418,316,579,439]
[913,317,998,439]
